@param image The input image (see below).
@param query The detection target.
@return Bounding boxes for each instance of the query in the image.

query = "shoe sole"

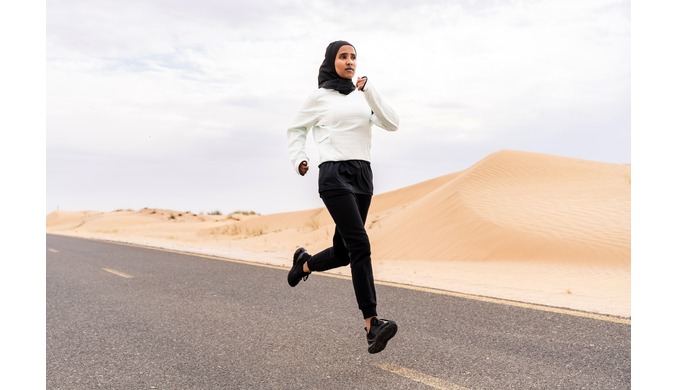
[368,322,398,354]
[293,248,306,262]
[287,269,301,287]
[287,248,307,287]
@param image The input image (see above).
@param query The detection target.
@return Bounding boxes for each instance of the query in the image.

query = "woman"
[286,40,399,354]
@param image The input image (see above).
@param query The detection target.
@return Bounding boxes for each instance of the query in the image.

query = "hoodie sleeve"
[362,82,399,132]
[287,91,320,175]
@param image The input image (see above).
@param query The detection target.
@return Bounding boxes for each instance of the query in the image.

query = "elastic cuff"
[304,253,314,271]
[294,158,309,175]
[362,307,378,319]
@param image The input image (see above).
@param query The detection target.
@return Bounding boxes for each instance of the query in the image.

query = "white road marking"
[376,363,471,390]
[103,268,134,279]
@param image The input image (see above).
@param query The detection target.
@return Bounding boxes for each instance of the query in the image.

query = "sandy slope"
[46,150,631,317]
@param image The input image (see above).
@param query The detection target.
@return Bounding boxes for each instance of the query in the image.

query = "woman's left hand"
[356,76,368,91]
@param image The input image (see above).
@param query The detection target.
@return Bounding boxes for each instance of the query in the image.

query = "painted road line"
[103,268,134,279]
[376,363,471,390]
[48,248,59,253]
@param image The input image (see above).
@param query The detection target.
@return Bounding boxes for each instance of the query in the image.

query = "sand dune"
[370,150,630,264]
[46,150,631,317]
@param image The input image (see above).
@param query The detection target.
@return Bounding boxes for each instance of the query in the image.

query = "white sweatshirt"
[287,82,399,175]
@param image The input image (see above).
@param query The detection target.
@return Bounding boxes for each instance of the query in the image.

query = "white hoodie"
[287,82,399,175]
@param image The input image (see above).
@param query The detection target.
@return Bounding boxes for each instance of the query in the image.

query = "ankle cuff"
[362,307,377,319]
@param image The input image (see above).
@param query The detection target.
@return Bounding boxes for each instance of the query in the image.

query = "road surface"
[47,234,630,389]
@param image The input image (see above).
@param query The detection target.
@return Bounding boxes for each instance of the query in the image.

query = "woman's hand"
[299,161,309,176]
[356,76,368,91]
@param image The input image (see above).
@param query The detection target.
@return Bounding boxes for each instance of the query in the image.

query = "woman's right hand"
[356,76,368,91]
[299,161,309,176]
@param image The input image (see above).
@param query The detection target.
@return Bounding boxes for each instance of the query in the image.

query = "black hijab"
[318,40,356,95]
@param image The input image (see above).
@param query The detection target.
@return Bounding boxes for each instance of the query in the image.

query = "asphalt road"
[46,234,630,389]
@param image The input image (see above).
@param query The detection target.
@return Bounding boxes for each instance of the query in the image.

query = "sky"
[45,0,631,215]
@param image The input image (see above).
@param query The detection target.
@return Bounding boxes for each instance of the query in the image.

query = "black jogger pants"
[306,190,377,319]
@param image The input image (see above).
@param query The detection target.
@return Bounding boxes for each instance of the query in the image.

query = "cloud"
[47,0,630,214]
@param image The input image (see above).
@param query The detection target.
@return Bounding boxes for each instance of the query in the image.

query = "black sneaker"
[366,317,398,354]
[287,247,311,287]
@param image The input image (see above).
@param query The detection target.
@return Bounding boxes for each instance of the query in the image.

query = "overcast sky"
[46,0,630,215]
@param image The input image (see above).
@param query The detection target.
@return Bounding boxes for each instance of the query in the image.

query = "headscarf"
[318,40,356,95]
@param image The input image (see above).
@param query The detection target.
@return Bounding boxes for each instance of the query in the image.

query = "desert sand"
[46,150,631,318]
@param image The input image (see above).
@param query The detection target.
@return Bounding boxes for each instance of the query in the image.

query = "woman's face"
[334,45,356,80]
